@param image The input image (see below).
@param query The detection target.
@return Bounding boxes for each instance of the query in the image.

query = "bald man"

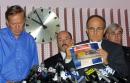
[77,15,128,78]
[44,31,74,70]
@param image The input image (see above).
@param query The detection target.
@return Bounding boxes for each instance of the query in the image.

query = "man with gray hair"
[105,23,130,82]
[105,23,123,45]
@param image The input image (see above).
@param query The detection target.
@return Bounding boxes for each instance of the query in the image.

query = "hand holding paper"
[97,49,108,64]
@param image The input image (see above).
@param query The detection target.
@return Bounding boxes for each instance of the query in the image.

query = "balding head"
[57,31,74,52]
[86,15,106,42]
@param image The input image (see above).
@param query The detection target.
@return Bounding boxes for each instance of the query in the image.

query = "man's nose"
[94,29,98,34]
[115,34,120,38]
[63,39,66,43]
[15,24,20,29]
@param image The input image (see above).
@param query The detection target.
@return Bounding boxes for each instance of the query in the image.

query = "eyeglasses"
[109,32,122,36]
[88,27,104,32]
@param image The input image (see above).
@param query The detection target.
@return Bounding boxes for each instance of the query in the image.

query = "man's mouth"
[62,44,67,47]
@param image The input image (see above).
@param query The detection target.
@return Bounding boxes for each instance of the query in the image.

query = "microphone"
[25,65,39,82]
[84,67,99,82]
[52,62,75,83]
[113,71,129,83]
[99,65,120,83]
[65,67,85,83]
[53,62,65,82]
[55,62,64,76]
[70,68,80,81]
[95,68,111,83]
[98,65,129,83]
[45,67,56,82]
[25,63,56,82]
[84,67,113,83]
[37,63,49,81]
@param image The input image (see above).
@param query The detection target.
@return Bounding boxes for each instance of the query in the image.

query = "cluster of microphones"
[20,62,129,83]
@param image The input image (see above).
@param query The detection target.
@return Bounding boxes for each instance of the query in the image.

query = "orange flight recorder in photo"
[69,43,103,69]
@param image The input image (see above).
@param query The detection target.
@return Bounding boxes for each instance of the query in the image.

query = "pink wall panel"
[0,6,130,62]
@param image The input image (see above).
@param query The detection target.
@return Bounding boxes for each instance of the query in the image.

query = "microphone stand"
[55,62,64,82]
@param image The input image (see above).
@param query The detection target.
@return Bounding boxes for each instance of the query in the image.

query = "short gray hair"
[106,23,123,34]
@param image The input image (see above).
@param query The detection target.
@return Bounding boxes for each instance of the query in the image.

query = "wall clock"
[25,7,60,43]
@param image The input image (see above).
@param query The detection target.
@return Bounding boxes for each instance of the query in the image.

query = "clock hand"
[34,10,47,29]
[31,18,42,25]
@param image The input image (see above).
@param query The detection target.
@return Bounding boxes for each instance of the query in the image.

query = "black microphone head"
[55,62,64,71]
[32,65,39,71]
[84,67,99,82]
[24,65,39,82]
[70,68,75,72]
[27,65,39,78]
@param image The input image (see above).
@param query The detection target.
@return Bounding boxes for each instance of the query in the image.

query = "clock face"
[25,7,60,43]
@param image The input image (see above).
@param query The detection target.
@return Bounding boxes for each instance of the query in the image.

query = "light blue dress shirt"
[0,27,38,82]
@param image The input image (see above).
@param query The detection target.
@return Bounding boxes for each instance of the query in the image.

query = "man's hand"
[97,49,108,64]
[65,46,72,59]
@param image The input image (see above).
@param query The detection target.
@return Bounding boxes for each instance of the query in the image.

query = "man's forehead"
[110,28,122,33]
[58,32,69,38]
[88,17,105,26]
[88,26,104,28]
[89,17,104,22]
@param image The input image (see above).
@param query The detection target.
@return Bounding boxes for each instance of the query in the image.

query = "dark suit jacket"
[123,46,130,81]
[77,39,128,77]
[44,52,75,71]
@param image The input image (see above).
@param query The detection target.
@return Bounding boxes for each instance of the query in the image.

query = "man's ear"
[72,39,74,45]
[105,34,108,39]
[70,39,74,45]
[86,30,89,36]
[104,29,108,39]
[104,28,106,34]
[86,29,88,32]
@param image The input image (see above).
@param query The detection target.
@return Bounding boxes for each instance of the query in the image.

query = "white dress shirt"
[60,51,71,63]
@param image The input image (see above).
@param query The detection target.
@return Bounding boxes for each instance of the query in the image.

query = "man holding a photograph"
[77,15,128,78]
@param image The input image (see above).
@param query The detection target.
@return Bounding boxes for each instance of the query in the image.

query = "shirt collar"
[7,27,24,39]
[60,51,66,60]
[60,51,72,63]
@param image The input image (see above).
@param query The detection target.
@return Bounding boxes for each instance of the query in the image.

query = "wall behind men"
[0,0,130,64]
[1,0,130,9]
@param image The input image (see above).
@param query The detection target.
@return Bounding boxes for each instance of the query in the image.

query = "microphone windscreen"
[84,67,99,81]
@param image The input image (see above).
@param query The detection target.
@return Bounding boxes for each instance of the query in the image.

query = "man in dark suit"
[78,15,128,78]
[44,31,74,70]
[105,23,130,81]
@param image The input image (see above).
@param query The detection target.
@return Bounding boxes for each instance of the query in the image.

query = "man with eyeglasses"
[105,23,130,82]
[78,15,128,78]
[105,23,123,45]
